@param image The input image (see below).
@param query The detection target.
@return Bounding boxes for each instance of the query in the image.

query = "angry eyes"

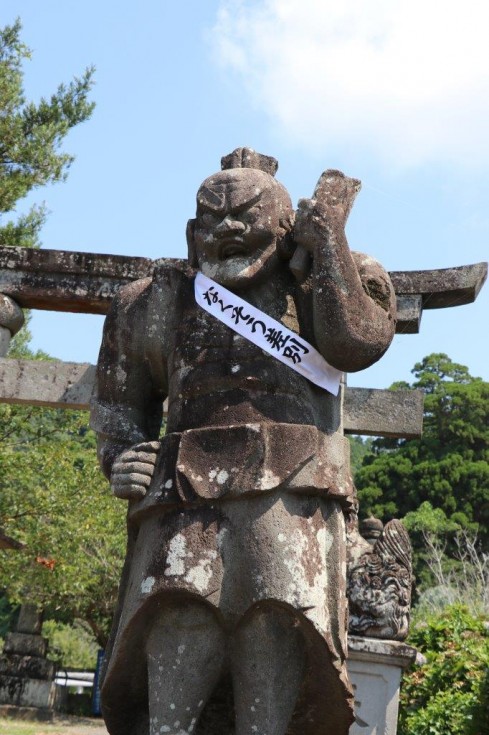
[198,205,262,229]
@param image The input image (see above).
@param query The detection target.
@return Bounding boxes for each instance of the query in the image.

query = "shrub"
[43,620,99,670]
[399,605,489,735]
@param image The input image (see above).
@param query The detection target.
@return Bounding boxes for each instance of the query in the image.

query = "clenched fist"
[110,441,160,500]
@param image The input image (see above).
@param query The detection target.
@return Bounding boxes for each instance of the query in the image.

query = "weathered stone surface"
[0,292,24,356]
[90,150,407,735]
[221,147,278,175]
[0,606,57,711]
[0,327,10,358]
[347,636,417,735]
[347,636,417,668]
[395,294,422,334]
[0,151,486,734]
[343,387,424,438]
[3,634,47,658]
[0,294,24,334]
[0,676,58,708]
[0,245,485,332]
[389,261,487,309]
[0,358,424,438]
[0,357,96,409]
[0,654,55,681]
[0,704,56,721]
[0,246,156,314]
[16,605,43,636]
[348,520,413,640]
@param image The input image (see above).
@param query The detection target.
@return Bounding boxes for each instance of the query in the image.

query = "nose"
[214,215,247,237]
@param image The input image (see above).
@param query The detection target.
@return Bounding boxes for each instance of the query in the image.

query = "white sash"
[194,272,342,395]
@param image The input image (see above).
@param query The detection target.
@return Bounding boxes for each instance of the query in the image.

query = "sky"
[2,0,488,390]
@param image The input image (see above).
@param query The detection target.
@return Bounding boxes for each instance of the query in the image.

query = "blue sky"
[3,0,488,390]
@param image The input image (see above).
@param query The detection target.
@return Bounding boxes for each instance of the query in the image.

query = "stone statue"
[91,148,397,735]
[347,514,413,640]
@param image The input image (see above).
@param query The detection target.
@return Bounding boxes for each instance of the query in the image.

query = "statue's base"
[0,625,62,712]
[0,704,56,721]
[347,636,417,735]
[0,676,62,709]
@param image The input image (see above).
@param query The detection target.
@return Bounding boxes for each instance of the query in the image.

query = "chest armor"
[166,291,317,432]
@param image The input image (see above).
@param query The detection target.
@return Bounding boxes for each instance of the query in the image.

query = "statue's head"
[187,148,294,288]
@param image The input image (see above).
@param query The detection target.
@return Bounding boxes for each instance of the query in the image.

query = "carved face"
[191,169,293,288]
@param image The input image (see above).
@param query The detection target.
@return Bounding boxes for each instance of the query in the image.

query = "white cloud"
[212,0,489,168]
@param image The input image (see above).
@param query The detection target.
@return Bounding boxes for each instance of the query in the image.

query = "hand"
[293,171,361,253]
[293,197,321,254]
[110,441,160,500]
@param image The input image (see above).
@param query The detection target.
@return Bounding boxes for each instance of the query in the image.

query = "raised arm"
[293,170,396,372]
[90,277,167,498]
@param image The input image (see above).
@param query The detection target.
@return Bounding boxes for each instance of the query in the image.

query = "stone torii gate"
[0,244,486,732]
[0,245,486,430]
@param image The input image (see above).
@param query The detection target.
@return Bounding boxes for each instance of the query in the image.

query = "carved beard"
[198,241,281,290]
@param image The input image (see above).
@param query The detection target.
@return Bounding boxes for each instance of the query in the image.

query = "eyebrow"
[197,189,263,214]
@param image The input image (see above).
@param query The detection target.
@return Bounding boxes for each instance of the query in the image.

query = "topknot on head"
[221,147,278,177]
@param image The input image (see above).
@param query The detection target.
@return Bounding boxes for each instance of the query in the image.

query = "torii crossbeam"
[0,245,486,440]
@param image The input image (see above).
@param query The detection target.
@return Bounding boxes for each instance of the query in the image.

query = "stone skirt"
[101,491,354,735]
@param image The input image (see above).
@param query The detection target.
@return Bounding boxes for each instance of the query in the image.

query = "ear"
[186,219,198,268]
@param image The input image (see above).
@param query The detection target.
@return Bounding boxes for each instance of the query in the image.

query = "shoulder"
[152,258,195,287]
[103,277,154,343]
[113,276,153,311]
[110,259,194,316]
[150,260,196,316]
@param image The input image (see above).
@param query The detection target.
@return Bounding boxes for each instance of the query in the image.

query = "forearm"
[312,237,396,371]
[294,171,396,372]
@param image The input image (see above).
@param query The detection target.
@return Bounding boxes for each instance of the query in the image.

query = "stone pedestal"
[347,637,417,735]
[0,605,61,710]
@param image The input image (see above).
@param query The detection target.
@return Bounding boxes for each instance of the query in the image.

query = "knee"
[235,602,305,646]
[147,597,221,647]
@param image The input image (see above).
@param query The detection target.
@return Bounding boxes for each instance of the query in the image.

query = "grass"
[0,716,108,735]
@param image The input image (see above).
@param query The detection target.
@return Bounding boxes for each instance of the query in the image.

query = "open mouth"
[219,242,248,260]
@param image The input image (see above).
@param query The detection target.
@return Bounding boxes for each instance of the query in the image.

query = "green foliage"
[403,500,462,535]
[0,18,94,248]
[356,354,489,547]
[402,501,463,592]
[399,606,489,735]
[348,435,373,475]
[0,408,125,647]
[403,502,489,617]
[43,620,99,670]
[0,205,46,249]
[1,324,123,647]
[0,16,112,653]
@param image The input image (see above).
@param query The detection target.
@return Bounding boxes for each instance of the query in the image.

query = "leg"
[231,604,306,735]
[146,601,226,735]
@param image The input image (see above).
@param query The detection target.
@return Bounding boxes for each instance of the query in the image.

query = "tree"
[0,18,94,248]
[355,354,489,547]
[0,316,126,648]
[0,18,123,653]
[348,435,373,475]
[0,337,125,648]
[0,20,114,645]
[403,501,489,615]
[0,398,126,647]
